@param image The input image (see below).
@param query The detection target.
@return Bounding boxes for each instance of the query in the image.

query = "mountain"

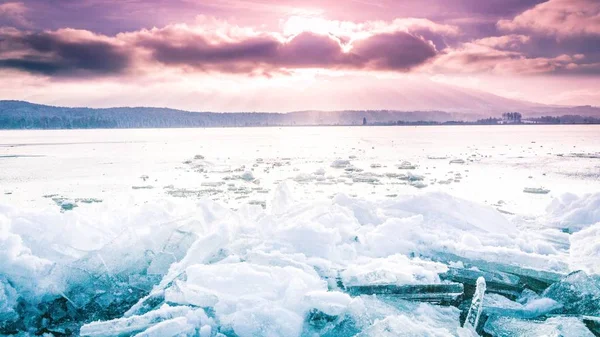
[0,100,599,129]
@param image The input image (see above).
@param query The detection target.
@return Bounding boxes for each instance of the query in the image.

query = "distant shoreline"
[2,100,599,130]
[2,122,600,131]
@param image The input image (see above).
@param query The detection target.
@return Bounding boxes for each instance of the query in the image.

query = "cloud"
[0,28,132,76]
[133,25,438,73]
[0,17,445,77]
[0,2,30,27]
[0,13,595,79]
[424,35,589,74]
[498,0,600,37]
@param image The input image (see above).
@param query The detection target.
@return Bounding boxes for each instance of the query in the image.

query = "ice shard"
[344,283,464,305]
[80,305,193,337]
[463,277,486,333]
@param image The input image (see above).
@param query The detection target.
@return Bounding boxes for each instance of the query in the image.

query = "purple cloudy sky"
[0,0,599,110]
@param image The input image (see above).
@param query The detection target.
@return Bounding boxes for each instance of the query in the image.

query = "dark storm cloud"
[0,29,131,76]
[352,32,437,70]
[136,30,437,73]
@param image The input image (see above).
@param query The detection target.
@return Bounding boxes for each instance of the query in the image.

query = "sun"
[282,15,335,37]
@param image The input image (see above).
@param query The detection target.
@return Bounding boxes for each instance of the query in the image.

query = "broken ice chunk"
[349,297,461,337]
[0,277,18,326]
[331,159,351,168]
[131,317,195,337]
[583,316,600,336]
[345,283,464,305]
[434,254,565,291]
[240,171,255,181]
[352,174,380,184]
[542,271,600,316]
[483,316,595,337]
[483,293,561,319]
[397,171,424,182]
[354,315,441,337]
[52,197,78,211]
[523,187,551,194]
[410,181,428,189]
[80,304,193,337]
[440,267,522,297]
[397,161,417,170]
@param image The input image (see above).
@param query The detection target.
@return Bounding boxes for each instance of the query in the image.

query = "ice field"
[1,125,600,336]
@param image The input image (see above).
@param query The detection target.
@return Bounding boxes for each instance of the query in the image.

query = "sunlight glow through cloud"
[0,0,598,108]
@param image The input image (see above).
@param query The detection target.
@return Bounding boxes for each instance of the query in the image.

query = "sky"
[0,0,599,111]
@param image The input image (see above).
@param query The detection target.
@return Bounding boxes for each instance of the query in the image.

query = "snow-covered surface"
[0,125,599,336]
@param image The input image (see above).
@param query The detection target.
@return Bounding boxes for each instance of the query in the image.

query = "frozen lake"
[1,125,599,214]
[1,125,600,336]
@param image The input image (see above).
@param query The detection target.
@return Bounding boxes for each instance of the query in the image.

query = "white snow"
[546,192,600,232]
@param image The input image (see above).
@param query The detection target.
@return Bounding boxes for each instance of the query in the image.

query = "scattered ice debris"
[313,168,326,175]
[450,159,466,164]
[523,187,550,194]
[52,197,78,211]
[344,165,363,172]
[397,161,417,170]
[132,185,154,190]
[352,173,380,184]
[293,173,313,183]
[560,152,600,159]
[410,181,428,189]
[248,200,266,208]
[330,159,351,168]
[438,178,453,185]
[400,172,424,182]
[200,181,225,187]
[167,188,223,198]
[240,171,255,182]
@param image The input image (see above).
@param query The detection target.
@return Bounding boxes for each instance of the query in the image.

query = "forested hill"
[1,101,599,129]
[0,101,457,129]
[0,101,286,129]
